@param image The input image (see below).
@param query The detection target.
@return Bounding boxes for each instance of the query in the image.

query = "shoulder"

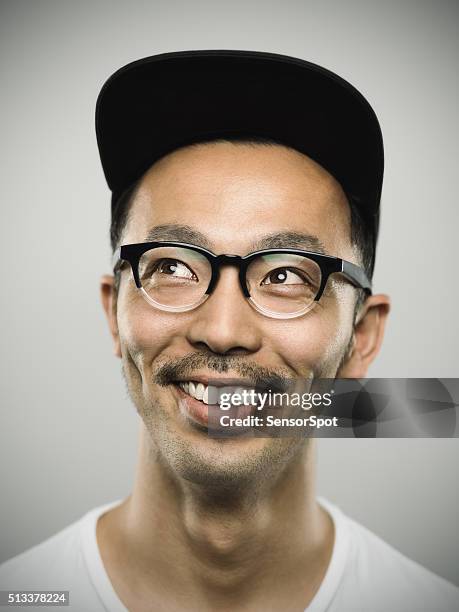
[0,514,87,591]
[324,499,459,612]
[0,501,124,612]
[0,501,119,592]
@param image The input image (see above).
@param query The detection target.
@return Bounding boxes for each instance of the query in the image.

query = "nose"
[186,267,262,355]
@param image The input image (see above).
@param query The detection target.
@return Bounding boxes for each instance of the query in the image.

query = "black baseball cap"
[96,50,384,243]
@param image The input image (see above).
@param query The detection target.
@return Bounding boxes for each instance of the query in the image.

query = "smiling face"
[101,141,388,489]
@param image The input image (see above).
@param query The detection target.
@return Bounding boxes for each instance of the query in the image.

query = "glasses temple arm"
[111,247,122,273]
[341,260,372,294]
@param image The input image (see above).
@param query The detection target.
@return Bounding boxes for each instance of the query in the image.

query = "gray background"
[1,0,458,586]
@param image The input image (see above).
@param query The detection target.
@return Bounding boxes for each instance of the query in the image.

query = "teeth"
[179,380,210,403]
[178,381,257,407]
[195,383,205,400]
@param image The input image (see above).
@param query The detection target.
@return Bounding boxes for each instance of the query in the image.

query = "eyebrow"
[143,225,327,255]
[144,224,213,248]
[251,231,327,254]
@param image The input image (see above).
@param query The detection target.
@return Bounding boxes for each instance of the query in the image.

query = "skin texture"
[99,142,390,611]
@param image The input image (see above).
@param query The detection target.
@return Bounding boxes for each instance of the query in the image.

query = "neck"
[99,427,333,610]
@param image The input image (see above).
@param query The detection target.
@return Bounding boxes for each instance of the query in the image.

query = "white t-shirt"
[1,498,458,612]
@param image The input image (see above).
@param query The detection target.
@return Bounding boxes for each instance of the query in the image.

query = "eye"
[153,258,197,281]
[261,267,309,286]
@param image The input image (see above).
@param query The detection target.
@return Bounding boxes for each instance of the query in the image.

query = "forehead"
[123,142,354,258]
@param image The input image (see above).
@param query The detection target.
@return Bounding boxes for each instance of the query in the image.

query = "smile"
[177,381,262,405]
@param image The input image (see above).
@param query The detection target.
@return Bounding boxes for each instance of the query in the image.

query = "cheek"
[116,287,184,376]
[268,295,354,377]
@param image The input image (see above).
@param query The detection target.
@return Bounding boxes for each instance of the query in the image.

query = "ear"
[100,274,121,358]
[338,294,390,378]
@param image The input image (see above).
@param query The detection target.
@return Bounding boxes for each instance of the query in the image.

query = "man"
[1,50,458,611]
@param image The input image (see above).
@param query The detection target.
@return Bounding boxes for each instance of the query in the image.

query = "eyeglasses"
[112,241,371,320]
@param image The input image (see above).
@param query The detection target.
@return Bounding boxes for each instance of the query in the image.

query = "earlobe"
[338,294,390,378]
[100,274,122,358]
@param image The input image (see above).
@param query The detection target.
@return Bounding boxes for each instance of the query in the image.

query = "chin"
[136,384,308,492]
[152,417,306,493]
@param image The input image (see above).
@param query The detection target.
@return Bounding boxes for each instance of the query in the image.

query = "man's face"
[108,142,363,487]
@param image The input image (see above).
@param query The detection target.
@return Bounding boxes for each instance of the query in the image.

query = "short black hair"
[110,137,376,287]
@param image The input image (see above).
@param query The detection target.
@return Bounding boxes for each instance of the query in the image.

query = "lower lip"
[175,385,211,427]
[174,385,256,430]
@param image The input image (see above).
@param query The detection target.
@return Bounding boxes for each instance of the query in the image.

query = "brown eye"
[154,259,197,280]
[262,268,308,285]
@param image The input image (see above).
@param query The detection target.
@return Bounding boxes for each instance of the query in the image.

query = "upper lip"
[172,375,257,387]
[171,375,286,394]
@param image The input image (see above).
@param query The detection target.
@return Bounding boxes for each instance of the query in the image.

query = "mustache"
[153,352,290,392]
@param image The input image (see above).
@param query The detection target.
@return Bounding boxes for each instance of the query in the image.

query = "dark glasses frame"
[113,240,371,307]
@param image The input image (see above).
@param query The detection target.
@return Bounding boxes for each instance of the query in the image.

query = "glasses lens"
[138,246,211,308]
[246,253,322,315]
